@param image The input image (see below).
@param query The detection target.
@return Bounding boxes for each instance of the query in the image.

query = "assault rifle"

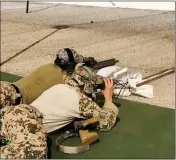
[62,57,119,73]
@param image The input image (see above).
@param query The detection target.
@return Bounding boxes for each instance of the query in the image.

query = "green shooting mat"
[1,72,175,159]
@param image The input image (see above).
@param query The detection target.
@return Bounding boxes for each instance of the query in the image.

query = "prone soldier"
[0,48,85,109]
[0,65,119,158]
[0,48,118,158]
[1,47,118,109]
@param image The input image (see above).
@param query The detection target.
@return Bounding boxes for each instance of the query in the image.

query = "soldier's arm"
[78,91,119,131]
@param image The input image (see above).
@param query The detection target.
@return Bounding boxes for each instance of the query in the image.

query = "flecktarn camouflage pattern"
[77,91,118,131]
[63,65,118,131]
[0,81,17,109]
[0,104,47,159]
[63,74,82,91]
[65,65,103,94]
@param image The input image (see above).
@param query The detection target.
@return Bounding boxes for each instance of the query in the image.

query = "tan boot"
[81,117,99,128]
[79,130,98,145]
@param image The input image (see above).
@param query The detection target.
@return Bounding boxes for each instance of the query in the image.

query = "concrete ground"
[1,2,175,108]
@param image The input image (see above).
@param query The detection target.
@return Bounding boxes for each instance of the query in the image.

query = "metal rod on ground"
[26,0,29,13]
[136,67,175,87]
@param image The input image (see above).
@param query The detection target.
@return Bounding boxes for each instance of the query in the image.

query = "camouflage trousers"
[0,104,48,159]
[0,81,18,109]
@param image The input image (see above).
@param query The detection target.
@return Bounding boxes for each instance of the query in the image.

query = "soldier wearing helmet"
[0,49,119,159]
[1,73,118,159]
[1,63,119,160]
[0,48,85,108]
[28,64,119,133]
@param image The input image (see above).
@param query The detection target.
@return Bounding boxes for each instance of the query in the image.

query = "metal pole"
[26,0,29,13]
[137,67,175,86]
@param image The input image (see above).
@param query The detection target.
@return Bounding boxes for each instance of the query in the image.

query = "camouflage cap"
[71,65,103,94]
[56,48,84,65]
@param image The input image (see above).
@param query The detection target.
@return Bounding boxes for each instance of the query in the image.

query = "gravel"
[1,3,175,109]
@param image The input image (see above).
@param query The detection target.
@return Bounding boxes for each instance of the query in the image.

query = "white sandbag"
[127,79,137,88]
[97,66,121,78]
[128,72,142,83]
[130,85,153,98]
[127,73,142,88]
[113,68,128,82]
[97,66,154,99]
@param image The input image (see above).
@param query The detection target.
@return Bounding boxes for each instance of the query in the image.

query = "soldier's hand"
[101,78,113,102]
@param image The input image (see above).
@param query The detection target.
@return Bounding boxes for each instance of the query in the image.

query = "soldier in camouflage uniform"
[0,58,118,158]
[0,48,84,109]
[0,104,47,159]
[65,65,119,131]
[0,65,118,158]
[0,81,19,109]
[28,65,119,133]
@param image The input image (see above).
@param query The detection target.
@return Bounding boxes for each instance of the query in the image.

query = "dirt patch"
[162,34,175,41]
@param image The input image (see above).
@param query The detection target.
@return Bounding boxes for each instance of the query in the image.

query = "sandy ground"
[1,2,175,109]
